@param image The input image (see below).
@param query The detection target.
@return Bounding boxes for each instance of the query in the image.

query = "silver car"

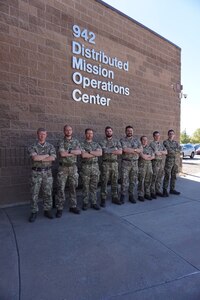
[181,144,196,159]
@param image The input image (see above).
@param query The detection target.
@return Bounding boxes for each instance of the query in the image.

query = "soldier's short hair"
[105,126,113,132]
[153,131,160,136]
[140,135,147,142]
[37,127,46,134]
[125,125,133,131]
[168,129,174,135]
[85,128,93,134]
[63,124,72,131]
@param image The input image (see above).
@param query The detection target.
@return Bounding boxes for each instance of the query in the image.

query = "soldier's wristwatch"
[68,149,71,153]
[88,150,91,154]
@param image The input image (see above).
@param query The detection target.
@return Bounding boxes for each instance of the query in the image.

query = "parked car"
[181,144,196,159]
[194,144,200,155]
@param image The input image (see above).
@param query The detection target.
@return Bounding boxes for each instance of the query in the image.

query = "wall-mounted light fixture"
[179,93,187,99]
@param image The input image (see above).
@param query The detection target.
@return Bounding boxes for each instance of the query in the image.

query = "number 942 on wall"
[72,24,96,45]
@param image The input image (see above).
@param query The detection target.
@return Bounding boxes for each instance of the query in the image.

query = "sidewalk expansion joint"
[107,270,200,299]
[123,218,200,272]
[3,209,21,300]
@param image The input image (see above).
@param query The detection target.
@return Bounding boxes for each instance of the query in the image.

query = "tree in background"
[191,128,200,144]
[180,129,191,144]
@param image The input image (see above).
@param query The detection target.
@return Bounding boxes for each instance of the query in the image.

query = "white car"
[181,144,196,159]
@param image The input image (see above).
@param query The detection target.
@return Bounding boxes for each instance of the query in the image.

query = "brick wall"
[0,0,181,206]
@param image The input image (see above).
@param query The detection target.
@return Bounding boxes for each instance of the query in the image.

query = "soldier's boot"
[29,212,37,223]
[163,189,169,197]
[112,196,121,205]
[170,189,180,195]
[138,196,144,202]
[129,194,136,204]
[69,207,80,214]
[156,191,164,197]
[144,194,152,201]
[120,194,125,204]
[44,210,54,219]
[82,203,88,211]
[100,199,106,208]
[151,193,157,199]
[91,203,101,210]
[56,209,63,218]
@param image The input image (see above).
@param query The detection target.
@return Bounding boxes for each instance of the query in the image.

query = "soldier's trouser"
[101,161,119,200]
[138,162,153,197]
[56,165,78,209]
[121,160,138,196]
[81,164,100,205]
[30,170,53,213]
[151,159,164,194]
[163,157,178,190]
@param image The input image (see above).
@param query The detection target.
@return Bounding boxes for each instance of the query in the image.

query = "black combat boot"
[112,196,121,205]
[120,194,125,204]
[69,207,80,214]
[144,194,152,200]
[163,189,169,197]
[29,212,37,223]
[100,199,106,207]
[56,209,62,218]
[82,203,88,211]
[156,191,164,197]
[138,196,144,202]
[91,203,101,210]
[170,189,180,195]
[44,210,54,219]
[151,193,157,199]
[129,194,136,203]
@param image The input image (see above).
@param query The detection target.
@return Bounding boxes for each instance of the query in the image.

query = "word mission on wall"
[70,25,130,107]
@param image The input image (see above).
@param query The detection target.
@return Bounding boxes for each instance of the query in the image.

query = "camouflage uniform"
[163,139,181,191]
[80,141,101,205]
[149,140,167,195]
[120,137,141,197]
[56,138,80,209]
[100,138,122,201]
[138,145,154,197]
[28,142,56,213]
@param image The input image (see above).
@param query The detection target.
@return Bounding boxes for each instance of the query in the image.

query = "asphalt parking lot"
[182,155,200,177]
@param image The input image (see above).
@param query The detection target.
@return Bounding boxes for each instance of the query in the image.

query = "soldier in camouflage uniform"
[149,131,167,198]
[28,128,56,222]
[55,125,81,217]
[81,128,102,211]
[120,126,142,204]
[163,129,181,197]
[138,136,155,201]
[99,126,122,207]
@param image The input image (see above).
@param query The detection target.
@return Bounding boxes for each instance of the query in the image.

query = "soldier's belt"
[139,160,151,164]
[122,158,137,162]
[82,161,98,165]
[59,162,76,167]
[102,159,117,163]
[32,167,51,172]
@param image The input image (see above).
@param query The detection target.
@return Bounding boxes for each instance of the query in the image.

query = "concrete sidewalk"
[1,174,200,300]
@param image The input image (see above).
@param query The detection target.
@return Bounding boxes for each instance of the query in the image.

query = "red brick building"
[0,0,181,206]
